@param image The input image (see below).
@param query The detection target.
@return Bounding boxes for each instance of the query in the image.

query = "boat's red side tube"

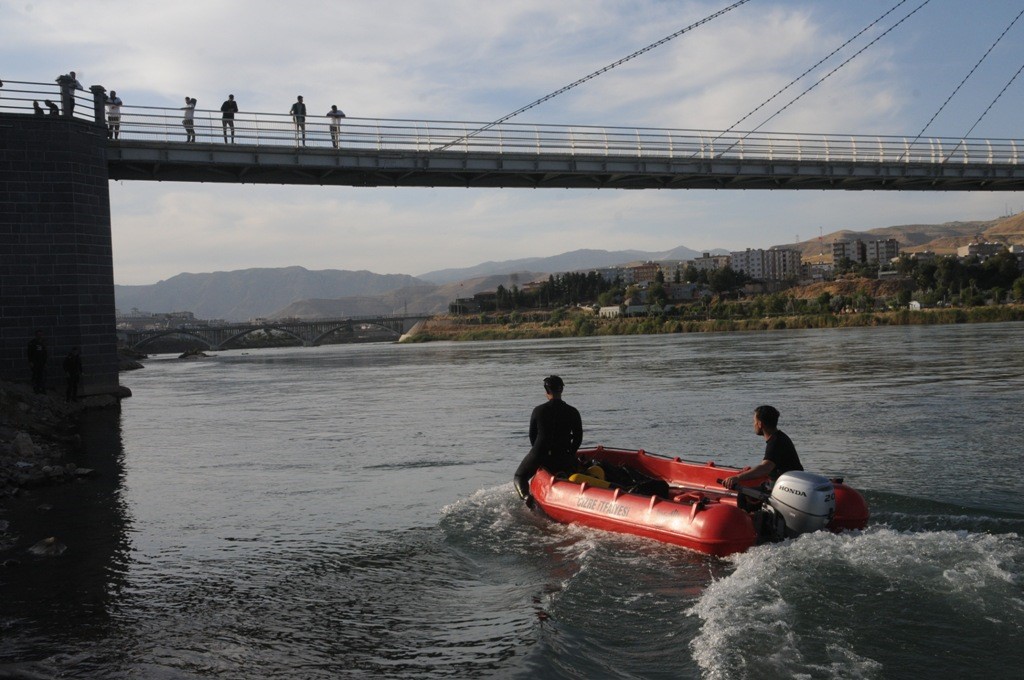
[530,467,757,557]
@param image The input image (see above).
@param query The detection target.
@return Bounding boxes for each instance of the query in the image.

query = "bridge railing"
[107,106,1024,167]
[5,81,1020,167]
[0,79,94,120]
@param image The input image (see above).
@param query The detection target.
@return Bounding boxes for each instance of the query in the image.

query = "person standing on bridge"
[513,375,584,507]
[26,330,48,395]
[221,94,238,143]
[181,97,196,142]
[56,71,84,117]
[326,105,346,148]
[290,95,307,146]
[106,90,123,139]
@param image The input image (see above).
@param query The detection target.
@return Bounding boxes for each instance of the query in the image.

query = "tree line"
[464,251,1024,315]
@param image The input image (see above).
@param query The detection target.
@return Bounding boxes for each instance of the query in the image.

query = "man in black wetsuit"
[721,405,803,490]
[513,375,583,506]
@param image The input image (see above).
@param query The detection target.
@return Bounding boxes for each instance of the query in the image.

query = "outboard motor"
[768,471,836,537]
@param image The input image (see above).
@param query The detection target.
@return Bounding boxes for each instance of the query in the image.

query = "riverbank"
[0,382,114,501]
[403,304,1024,342]
[0,380,133,563]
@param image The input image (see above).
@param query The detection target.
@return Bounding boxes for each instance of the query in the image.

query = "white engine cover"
[768,471,836,536]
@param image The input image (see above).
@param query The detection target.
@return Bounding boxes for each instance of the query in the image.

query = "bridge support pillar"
[0,113,122,397]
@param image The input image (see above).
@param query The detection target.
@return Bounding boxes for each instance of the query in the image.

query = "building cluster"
[453,234,1024,315]
[832,238,901,265]
[115,310,226,331]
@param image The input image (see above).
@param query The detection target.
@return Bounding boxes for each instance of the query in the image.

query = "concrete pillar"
[0,112,122,397]
[90,85,107,125]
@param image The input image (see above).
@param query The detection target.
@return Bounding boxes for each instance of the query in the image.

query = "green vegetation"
[409,304,1024,342]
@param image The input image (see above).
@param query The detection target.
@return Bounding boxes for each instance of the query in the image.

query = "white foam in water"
[686,526,1023,679]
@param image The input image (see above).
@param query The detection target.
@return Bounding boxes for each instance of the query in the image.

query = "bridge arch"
[130,329,216,351]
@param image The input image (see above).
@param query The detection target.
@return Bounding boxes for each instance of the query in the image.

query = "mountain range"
[115,213,1024,321]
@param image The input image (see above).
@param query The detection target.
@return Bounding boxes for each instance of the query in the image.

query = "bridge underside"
[108,142,1024,191]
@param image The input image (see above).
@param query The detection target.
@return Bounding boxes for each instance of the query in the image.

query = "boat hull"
[529,446,869,557]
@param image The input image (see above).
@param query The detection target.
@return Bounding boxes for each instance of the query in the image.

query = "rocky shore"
[0,379,130,558]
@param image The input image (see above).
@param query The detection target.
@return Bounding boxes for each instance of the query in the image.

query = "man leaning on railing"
[56,71,84,117]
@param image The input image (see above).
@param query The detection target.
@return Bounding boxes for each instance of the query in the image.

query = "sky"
[3,0,1024,285]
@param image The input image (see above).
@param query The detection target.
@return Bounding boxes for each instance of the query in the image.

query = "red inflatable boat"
[529,445,870,557]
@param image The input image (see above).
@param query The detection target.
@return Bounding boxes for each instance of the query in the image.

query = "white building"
[957,242,1006,260]
[730,248,802,281]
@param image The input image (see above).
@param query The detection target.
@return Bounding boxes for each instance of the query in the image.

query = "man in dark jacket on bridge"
[513,375,584,506]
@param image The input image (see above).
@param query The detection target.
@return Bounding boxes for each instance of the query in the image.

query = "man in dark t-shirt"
[513,375,583,505]
[722,405,803,490]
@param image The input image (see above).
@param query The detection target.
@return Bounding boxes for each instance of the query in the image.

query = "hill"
[771,218,1006,261]
[115,266,423,321]
[417,246,718,283]
[271,272,546,317]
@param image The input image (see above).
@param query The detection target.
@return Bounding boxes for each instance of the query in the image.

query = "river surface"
[2,323,1023,679]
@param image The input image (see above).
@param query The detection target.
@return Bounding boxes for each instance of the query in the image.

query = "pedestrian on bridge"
[290,95,307,146]
[326,105,346,148]
[221,94,238,143]
[56,71,84,117]
[45,99,60,116]
[181,96,196,142]
[106,90,123,139]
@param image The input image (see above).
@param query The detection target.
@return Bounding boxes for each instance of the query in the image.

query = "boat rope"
[431,0,754,152]
[943,59,1024,162]
[712,0,912,145]
[899,6,1024,161]
[710,0,933,159]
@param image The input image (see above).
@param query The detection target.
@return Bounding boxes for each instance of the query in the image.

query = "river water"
[2,322,1023,679]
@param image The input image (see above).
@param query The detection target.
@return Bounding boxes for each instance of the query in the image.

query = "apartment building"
[730,248,802,281]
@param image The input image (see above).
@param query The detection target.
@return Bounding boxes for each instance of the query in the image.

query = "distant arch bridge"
[119,315,430,351]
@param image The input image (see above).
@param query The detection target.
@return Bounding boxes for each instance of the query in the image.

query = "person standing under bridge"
[290,95,307,146]
[221,94,238,143]
[514,375,584,506]
[63,347,82,402]
[26,330,47,394]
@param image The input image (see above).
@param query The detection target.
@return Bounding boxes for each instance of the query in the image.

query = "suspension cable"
[900,6,1024,160]
[432,0,754,152]
[712,0,932,157]
[716,0,911,142]
[943,60,1024,162]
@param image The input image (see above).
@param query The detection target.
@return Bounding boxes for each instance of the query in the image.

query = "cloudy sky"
[3,0,1024,284]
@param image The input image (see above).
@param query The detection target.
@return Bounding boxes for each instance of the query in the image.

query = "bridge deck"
[107,138,1023,190]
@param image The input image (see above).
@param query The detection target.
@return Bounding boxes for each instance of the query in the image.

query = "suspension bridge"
[2,80,1022,190]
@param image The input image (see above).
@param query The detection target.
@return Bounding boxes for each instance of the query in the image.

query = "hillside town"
[449,237,1024,317]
